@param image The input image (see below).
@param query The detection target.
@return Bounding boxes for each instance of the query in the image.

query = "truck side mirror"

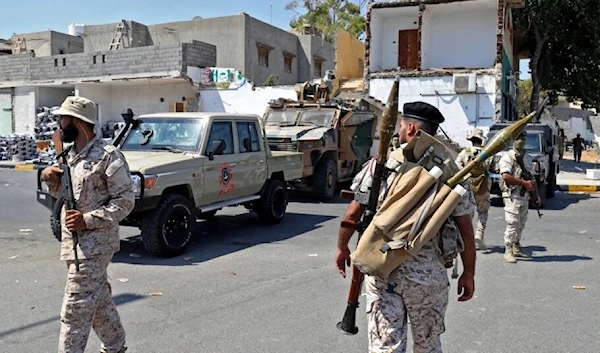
[207,140,226,160]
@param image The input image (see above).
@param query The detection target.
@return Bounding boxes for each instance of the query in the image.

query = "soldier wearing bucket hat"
[336,101,476,352]
[455,129,492,251]
[40,96,134,353]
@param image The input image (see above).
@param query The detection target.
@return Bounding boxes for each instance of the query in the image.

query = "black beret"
[402,101,445,124]
[392,133,399,138]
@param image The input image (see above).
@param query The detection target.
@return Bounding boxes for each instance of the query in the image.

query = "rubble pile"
[0,134,39,161]
[34,106,60,141]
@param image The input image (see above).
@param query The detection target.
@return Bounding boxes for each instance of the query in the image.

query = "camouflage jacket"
[498,149,534,200]
[46,136,135,260]
[455,147,492,195]
[350,145,476,286]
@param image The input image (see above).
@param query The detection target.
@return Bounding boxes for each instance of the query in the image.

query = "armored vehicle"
[37,112,304,258]
[487,122,559,208]
[263,87,376,200]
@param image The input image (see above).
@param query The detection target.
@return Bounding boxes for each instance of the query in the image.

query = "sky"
[0,0,299,40]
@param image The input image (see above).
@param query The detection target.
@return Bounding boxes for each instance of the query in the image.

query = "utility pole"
[271,3,273,24]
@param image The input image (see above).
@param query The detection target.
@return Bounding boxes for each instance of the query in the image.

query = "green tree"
[517,78,549,116]
[515,0,600,111]
[286,0,367,42]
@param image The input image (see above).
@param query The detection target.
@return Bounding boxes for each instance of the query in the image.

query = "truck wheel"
[546,174,556,199]
[313,158,337,201]
[255,179,288,224]
[141,194,196,258]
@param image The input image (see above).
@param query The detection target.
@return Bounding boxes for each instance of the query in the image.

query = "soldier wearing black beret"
[336,100,477,352]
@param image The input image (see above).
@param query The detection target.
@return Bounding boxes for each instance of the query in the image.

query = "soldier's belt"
[350,164,466,278]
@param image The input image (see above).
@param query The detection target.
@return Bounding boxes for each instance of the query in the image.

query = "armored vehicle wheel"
[255,179,288,224]
[313,158,337,201]
[141,194,196,258]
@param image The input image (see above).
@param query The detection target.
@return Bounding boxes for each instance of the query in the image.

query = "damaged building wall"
[369,74,497,148]
[421,2,497,70]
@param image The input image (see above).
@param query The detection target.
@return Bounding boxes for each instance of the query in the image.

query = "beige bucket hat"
[53,96,98,125]
[467,128,485,143]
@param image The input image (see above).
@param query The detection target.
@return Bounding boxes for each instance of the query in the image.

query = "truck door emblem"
[219,163,234,195]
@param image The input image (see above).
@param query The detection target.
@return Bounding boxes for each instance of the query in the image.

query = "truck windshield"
[265,110,299,126]
[486,132,542,153]
[298,109,335,127]
[121,118,205,152]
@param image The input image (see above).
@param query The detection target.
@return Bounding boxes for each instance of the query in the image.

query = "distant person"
[572,133,584,162]
[558,129,565,161]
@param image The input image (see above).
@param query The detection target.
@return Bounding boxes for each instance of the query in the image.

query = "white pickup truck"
[37,112,304,258]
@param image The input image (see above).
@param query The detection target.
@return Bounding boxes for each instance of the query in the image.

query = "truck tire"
[255,179,288,224]
[313,157,337,201]
[140,194,196,258]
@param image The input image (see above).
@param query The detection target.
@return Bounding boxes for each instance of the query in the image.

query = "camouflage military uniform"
[350,147,475,353]
[47,136,135,353]
[498,149,533,249]
[455,147,491,243]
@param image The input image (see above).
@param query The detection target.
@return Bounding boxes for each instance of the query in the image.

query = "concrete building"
[364,0,525,148]
[80,14,334,86]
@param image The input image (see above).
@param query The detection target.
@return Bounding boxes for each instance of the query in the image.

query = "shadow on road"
[481,245,592,262]
[113,211,335,266]
[559,159,599,173]
[0,293,146,339]
[490,192,593,211]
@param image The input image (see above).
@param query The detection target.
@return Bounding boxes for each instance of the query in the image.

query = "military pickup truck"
[37,112,303,258]
[486,122,559,208]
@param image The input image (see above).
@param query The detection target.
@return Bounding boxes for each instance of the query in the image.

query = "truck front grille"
[267,138,297,152]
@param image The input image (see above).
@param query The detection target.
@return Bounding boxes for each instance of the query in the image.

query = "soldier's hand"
[536,197,542,206]
[65,210,86,232]
[524,180,535,192]
[335,247,351,278]
[41,166,63,185]
[457,273,474,302]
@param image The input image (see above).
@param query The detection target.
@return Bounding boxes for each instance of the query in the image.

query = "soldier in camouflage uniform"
[41,96,135,353]
[335,102,477,353]
[455,129,492,251]
[498,131,540,263]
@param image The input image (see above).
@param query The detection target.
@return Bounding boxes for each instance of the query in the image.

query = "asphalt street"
[0,169,598,353]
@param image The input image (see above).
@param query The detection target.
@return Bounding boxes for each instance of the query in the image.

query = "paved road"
[0,169,598,353]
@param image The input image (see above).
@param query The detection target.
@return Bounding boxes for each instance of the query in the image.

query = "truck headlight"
[130,174,158,197]
[533,162,540,173]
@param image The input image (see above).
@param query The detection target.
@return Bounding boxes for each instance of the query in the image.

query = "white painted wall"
[13,87,37,135]
[199,83,297,117]
[368,75,497,152]
[570,118,594,142]
[76,82,196,127]
[369,8,419,72]
[421,5,497,70]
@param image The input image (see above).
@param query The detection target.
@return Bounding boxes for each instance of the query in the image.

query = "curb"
[0,164,45,171]
[557,184,600,193]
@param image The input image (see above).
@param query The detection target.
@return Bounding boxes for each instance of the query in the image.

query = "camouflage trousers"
[503,197,529,246]
[58,255,126,353]
[365,275,449,353]
[474,192,490,239]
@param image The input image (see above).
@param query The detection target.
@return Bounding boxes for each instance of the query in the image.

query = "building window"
[314,59,324,77]
[257,43,273,68]
[284,56,293,73]
[397,29,418,70]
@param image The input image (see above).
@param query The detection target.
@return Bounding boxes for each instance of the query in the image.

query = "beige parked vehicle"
[37,112,303,258]
[263,78,377,201]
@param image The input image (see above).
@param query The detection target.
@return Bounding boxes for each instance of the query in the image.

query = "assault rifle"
[517,156,543,218]
[56,149,80,271]
[336,77,400,335]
